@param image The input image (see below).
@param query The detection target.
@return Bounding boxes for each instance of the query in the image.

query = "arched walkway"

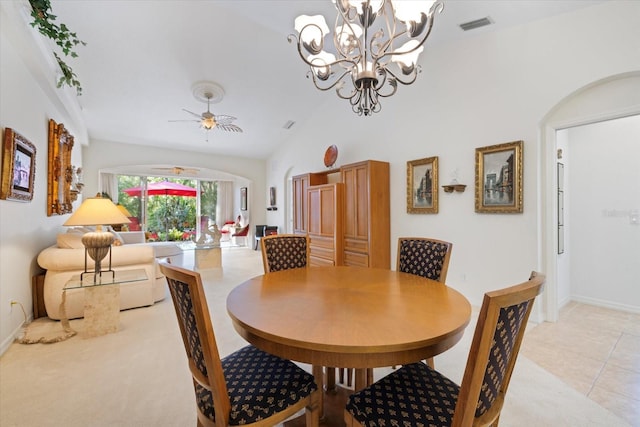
[539,72,640,321]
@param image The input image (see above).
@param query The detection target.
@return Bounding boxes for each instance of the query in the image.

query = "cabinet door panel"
[344,238,368,253]
[309,256,335,266]
[344,251,369,267]
[307,183,344,266]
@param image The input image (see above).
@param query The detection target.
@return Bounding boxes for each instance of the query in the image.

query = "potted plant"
[28,0,86,95]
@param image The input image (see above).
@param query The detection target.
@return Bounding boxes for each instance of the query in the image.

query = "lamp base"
[81,231,115,283]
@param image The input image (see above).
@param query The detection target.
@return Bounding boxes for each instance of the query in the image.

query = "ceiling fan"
[169,90,243,134]
[151,166,200,175]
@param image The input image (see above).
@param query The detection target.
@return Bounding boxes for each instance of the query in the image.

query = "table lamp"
[63,194,131,280]
[115,204,132,231]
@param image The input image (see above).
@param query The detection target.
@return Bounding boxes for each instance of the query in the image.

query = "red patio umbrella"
[122,181,197,241]
[123,181,197,197]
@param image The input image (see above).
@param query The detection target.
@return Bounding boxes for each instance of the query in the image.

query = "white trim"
[571,296,640,315]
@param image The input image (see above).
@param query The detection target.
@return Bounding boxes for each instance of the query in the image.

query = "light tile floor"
[521,301,640,426]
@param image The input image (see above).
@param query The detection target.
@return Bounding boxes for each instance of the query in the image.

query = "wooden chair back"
[159,262,229,427]
[396,237,453,282]
[261,234,310,274]
[453,271,545,427]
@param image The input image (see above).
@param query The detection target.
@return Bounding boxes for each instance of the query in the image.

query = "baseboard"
[571,295,640,314]
[0,315,32,357]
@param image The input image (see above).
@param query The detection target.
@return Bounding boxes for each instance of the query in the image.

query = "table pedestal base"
[84,285,120,337]
[284,385,350,427]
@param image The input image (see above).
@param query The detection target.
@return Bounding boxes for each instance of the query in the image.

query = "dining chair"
[397,237,453,282]
[260,234,309,274]
[231,223,249,246]
[252,224,267,251]
[344,271,545,427]
[396,237,453,369]
[159,262,320,427]
[260,234,338,399]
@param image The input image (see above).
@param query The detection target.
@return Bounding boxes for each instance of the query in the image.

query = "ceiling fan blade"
[168,119,200,123]
[215,124,243,133]
[212,114,237,125]
[182,109,203,119]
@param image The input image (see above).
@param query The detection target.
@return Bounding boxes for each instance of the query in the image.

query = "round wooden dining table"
[226,266,471,387]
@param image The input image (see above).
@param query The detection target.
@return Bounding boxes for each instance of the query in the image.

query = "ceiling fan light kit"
[289,0,443,116]
[168,81,243,137]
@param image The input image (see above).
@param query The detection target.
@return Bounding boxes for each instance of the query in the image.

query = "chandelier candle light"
[290,0,443,116]
[63,194,131,281]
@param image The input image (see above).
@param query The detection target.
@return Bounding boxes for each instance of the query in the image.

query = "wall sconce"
[442,169,466,193]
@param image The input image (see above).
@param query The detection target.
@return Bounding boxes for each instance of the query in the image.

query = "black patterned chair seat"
[195,346,318,425]
[346,361,460,426]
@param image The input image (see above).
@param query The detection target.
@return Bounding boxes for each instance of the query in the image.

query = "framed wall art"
[1,128,36,202]
[267,186,277,211]
[47,119,74,216]
[475,140,523,213]
[240,186,247,211]
[407,156,438,214]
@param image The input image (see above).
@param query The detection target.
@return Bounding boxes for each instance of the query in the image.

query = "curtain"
[216,181,234,227]
[99,173,119,203]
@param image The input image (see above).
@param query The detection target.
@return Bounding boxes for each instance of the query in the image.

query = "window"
[115,175,217,242]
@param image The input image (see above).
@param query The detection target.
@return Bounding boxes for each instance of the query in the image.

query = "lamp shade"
[63,195,131,227]
[116,204,132,217]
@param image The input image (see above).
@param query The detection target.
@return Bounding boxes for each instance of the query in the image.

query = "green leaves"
[29,0,86,95]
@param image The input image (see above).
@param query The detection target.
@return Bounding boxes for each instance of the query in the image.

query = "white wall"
[0,2,86,353]
[266,1,640,308]
[567,116,640,310]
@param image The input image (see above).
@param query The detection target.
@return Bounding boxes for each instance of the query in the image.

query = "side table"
[64,269,147,338]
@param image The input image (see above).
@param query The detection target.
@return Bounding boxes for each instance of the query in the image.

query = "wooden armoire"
[292,160,390,268]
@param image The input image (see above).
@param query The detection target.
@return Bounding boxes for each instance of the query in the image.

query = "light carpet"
[0,247,630,426]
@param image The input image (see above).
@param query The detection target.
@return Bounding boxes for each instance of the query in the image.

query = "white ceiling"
[48,0,605,160]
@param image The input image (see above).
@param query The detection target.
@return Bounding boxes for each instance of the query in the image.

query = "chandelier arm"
[384,65,421,87]
[290,34,358,72]
[369,1,398,60]
[332,3,363,60]
[370,70,398,99]
[307,69,354,92]
[290,22,328,56]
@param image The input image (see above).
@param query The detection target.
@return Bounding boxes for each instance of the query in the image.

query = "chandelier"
[289,0,443,116]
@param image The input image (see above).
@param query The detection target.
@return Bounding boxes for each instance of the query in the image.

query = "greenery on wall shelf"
[28,0,86,95]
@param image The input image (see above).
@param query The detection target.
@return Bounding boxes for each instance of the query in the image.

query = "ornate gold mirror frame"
[47,119,74,216]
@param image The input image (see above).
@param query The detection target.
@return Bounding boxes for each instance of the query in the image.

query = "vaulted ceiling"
[44,0,604,159]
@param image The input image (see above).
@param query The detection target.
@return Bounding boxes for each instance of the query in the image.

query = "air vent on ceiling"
[283,120,296,130]
[459,16,493,31]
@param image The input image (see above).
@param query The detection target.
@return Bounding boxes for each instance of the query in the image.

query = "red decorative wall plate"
[324,145,338,168]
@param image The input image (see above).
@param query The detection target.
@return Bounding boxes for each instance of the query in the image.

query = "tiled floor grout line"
[587,331,623,397]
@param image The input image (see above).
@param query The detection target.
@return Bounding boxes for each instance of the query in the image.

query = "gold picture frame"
[475,140,523,213]
[47,119,75,216]
[407,156,438,214]
[1,128,36,202]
